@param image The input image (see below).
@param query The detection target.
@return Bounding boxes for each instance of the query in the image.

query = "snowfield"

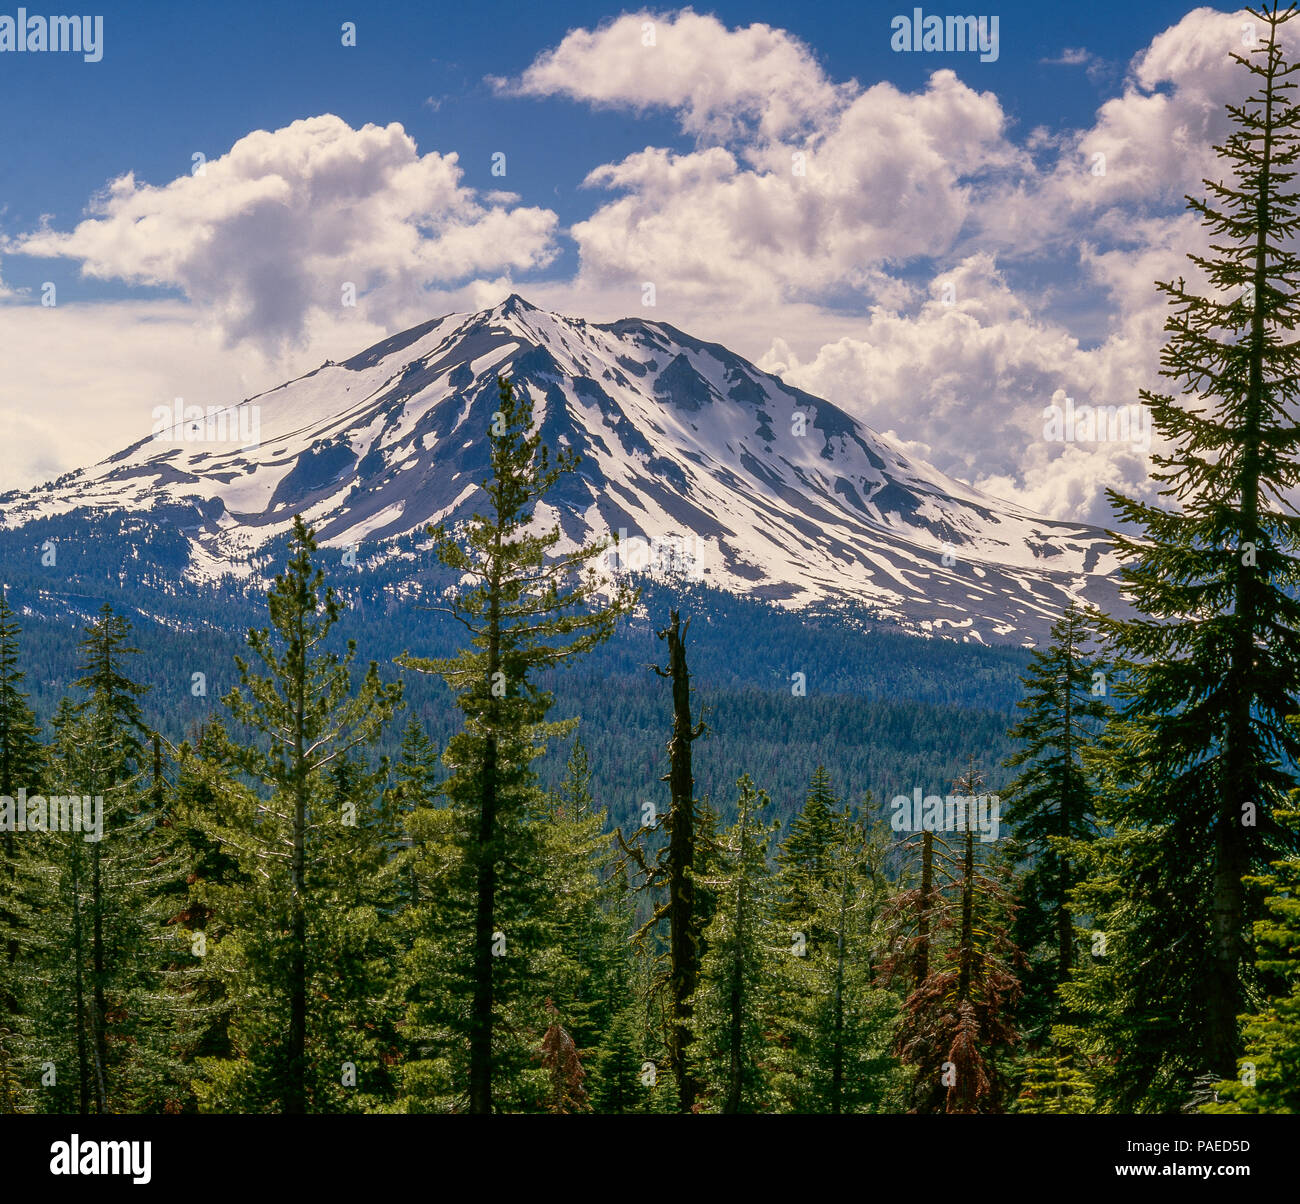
[0,295,1121,643]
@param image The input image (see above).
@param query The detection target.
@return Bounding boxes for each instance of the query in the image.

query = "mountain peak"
[495,292,538,316]
[0,298,1121,643]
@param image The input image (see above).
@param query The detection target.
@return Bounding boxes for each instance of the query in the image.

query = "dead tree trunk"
[915,830,933,992]
[654,610,705,1112]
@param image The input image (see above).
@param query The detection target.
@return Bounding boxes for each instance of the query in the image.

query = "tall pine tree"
[773,791,902,1115]
[397,374,635,1113]
[0,591,44,1112]
[689,773,776,1113]
[1003,602,1107,1040]
[193,518,403,1113]
[33,606,185,1113]
[1078,2,1300,1105]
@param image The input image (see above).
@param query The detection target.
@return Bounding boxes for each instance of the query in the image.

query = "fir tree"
[1079,3,1300,1103]
[0,590,43,794]
[774,808,902,1114]
[397,374,635,1113]
[194,518,403,1113]
[33,606,185,1113]
[1012,1044,1098,1114]
[1003,602,1107,1039]
[395,778,462,1112]
[775,764,840,947]
[536,737,630,1071]
[394,717,440,811]
[1206,803,1300,1113]
[689,773,776,1113]
[0,590,43,1113]
[589,1001,648,1114]
[166,727,246,1111]
[392,717,441,912]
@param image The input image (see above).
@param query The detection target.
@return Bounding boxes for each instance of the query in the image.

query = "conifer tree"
[0,591,43,1113]
[1205,798,1300,1113]
[689,773,776,1113]
[1003,602,1107,1039]
[389,708,447,1104]
[589,1002,648,1114]
[194,518,403,1113]
[774,806,902,1114]
[892,764,1022,1113]
[536,737,630,1071]
[769,764,849,1105]
[0,590,42,796]
[1215,862,1300,1113]
[1012,1046,1098,1114]
[71,607,166,1111]
[392,717,440,910]
[167,727,246,1110]
[775,764,840,944]
[395,717,440,810]
[33,606,184,1112]
[395,776,462,1111]
[538,997,589,1113]
[1079,3,1300,1102]
[693,796,723,958]
[397,374,635,1113]
[315,749,408,1110]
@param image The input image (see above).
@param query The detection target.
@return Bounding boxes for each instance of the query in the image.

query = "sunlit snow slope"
[0,295,1120,642]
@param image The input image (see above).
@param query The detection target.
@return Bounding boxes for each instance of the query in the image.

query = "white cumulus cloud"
[8,115,561,354]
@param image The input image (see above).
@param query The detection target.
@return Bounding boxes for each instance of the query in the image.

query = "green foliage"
[396,375,635,1112]
[1012,1038,1099,1114]
[0,590,44,1112]
[15,59,1300,1115]
[1206,809,1300,1114]
[535,738,630,1067]
[771,782,904,1114]
[689,774,778,1112]
[188,518,403,1113]
[775,765,840,937]
[28,606,189,1113]
[1003,602,1108,1041]
[1075,6,1300,1108]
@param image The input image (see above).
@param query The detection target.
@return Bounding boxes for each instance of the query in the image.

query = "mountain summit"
[0,297,1118,642]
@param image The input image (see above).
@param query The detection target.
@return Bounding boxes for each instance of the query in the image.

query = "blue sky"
[0,2,1271,521]
[1,0,1205,298]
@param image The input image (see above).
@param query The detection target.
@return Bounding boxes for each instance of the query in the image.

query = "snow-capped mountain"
[0,295,1120,643]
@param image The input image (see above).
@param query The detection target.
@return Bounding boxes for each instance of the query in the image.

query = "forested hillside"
[6,581,1025,837]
